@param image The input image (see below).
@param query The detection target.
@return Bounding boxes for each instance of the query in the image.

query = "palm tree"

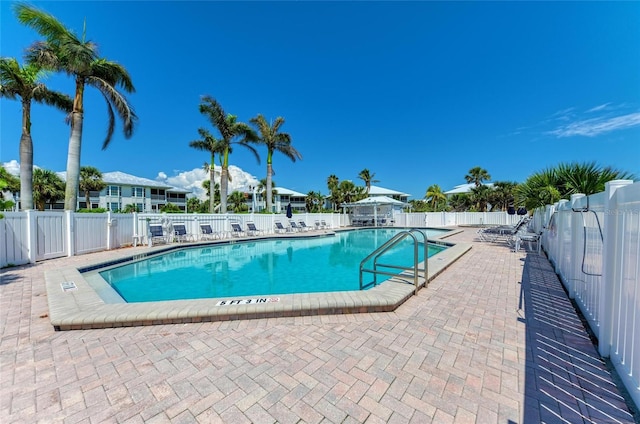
[250,114,301,213]
[122,204,140,213]
[198,96,259,213]
[515,167,562,211]
[448,193,473,212]
[32,168,64,210]
[327,174,340,211]
[227,191,248,213]
[0,57,72,210]
[189,128,225,213]
[0,166,21,199]
[305,190,325,212]
[470,185,492,212]
[358,169,379,194]
[425,184,446,210]
[490,181,518,211]
[16,4,137,211]
[78,166,106,210]
[464,166,491,187]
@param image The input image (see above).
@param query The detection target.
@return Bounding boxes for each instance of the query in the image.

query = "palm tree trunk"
[266,163,273,212]
[19,99,33,210]
[85,191,91,210]
[65,81,85,211]
[65,111,83,211]
[209,154,215,213]
[220,167,228,214]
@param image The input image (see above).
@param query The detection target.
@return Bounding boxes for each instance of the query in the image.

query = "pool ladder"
[359,229,428,295]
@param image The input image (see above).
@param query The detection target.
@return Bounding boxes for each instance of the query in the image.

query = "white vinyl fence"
[533,180,639,409]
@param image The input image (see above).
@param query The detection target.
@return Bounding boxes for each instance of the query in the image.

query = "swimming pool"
[97,228,448,302]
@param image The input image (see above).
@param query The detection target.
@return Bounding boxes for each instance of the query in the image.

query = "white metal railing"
[534,180,639,410]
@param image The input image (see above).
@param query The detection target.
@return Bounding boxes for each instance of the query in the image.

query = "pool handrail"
[359,229,428,295]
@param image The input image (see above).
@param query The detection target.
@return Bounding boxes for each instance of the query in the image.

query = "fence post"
[569,194,585,299]
[65,210,75,258]
[26,210,37,264]
[106,211,113,250]
[599,179,633,357]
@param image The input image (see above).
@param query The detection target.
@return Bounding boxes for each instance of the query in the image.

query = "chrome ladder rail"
[359,229,428,295]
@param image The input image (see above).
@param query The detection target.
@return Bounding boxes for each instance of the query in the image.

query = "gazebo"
[343,196,408,226]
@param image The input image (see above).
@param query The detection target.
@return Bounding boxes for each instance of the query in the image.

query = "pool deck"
[1,227,636,423]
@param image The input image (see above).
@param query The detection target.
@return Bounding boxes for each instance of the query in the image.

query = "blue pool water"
[98,228,448,302]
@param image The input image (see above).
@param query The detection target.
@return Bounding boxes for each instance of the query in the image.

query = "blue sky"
[2,1,639,200]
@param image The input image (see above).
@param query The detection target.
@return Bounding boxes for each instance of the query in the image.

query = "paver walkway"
[1,228,635,423]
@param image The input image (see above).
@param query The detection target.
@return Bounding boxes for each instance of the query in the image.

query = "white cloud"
[548,112,640,138]
[2,160,21,176]
[157,165,260,200]
[586,103,611,113]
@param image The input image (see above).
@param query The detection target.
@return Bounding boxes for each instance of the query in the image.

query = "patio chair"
[230,222,245,237]
[321,220,329,229]
[274,221,288,234]
[172,224,193,243]
[199,224,220,241]
[148,224,168,246]
[298,220,310,231]
[289,221,302,232]
[246,221,264,236]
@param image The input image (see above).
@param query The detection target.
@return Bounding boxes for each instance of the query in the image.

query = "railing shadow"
[519,253,635,423]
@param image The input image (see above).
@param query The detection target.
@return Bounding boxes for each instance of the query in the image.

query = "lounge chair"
[477,217,529,242]
[172,224,193,243]
[230,222,245,237]
[274,221,287,233]
[148,224,168,246]
[321,220,329,229]
[314,220,322,229]
[246,222,263,236]
[200,224,220,240]
[298,220,310,231]
[289,221,302,232]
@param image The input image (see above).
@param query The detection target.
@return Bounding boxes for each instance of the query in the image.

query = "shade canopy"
[344,196,408,207]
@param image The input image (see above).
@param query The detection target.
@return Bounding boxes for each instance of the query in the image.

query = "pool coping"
[45,228,471,330]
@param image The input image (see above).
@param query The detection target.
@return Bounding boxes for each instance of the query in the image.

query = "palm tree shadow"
[519,253,635,423]
[0,271,22,286]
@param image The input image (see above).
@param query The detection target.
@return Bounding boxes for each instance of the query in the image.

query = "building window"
[109,202,120,212]
[136,203,144,212]
[132,187,145,198]
[106,186,121,196]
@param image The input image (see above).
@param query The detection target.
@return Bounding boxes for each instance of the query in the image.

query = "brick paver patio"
[1,228,635,423]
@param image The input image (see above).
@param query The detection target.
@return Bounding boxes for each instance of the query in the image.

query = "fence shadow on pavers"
[520,253,636,424]
[0,271,22,286]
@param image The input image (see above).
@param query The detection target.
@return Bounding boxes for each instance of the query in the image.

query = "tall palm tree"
[16,4,137,211]
[327,174,340,211]
[464,166,491,187]
[358,169,379,194]
[425,184,446,210]
[257,178,277,201]
[250,114,301,213]
[490,181,518,211]
[0,57,72,210]
[189,128,225,213]
[305,190,325,212]
[198,96,259,213]
[78,166,105,210]
[32,168,64,210]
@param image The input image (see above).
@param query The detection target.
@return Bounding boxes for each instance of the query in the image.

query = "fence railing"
[533,180,639,410]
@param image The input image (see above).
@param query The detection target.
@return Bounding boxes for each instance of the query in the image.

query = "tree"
[250,114,301,213]
[515,162,634,211]
[189,128,225,213]
[227,191,248,213]
[198,96,259,213]
[464,166,491,187]
[448,193,473,212]
[122,204,140,213]
[32,168,64,210]
[425,184,446,211]
[0,166,21,199]
[78,166,105,210]
[0,57,72,210]
[186,197,202,214]
[327,174,340,211]
[305,190,325,212]
[358,169,379,194]
[490,181,518,211]
[160,203,183,213]
[16,4,137,211]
